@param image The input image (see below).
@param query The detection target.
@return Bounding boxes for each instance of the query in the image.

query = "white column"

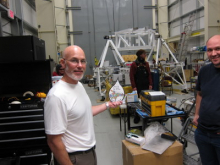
[157,0,169,60]
[204,0,220,42]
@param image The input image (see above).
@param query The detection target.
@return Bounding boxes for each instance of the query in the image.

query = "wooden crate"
[184,69,193,82]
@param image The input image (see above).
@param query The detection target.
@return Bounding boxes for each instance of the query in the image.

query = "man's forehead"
[207,36,220,44]
[65,47,85,58]
[70,52,86,59]
[207,40,220,46]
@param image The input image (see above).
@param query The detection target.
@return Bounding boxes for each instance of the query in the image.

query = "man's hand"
[133,87,137,91]
[149,85,152,90]
[108,101,123,108]
[193,115,199,126]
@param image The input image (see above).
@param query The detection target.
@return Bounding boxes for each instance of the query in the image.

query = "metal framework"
[97,39,125,98]
[114,27,156,51]
[96,28,188,99]
[151,34,188,90]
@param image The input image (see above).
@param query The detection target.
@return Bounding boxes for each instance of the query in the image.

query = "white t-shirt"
[44,80,96,152]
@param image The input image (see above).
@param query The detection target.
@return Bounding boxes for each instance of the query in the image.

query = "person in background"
[52,64,64,76]
[193,35,220,165]
[129,49,153,96]
[44,45,122,165]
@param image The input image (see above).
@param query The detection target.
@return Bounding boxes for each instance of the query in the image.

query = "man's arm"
[47,134,73,165]
[92,101,122,116]
[193,91,202,126]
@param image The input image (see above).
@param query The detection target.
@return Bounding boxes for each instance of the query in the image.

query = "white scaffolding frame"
[114,28,156,51]
[97,39,125,97]
[150,34,188,90]
[96,28,188,99]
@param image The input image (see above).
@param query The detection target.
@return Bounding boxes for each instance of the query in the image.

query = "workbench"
[127,102,186,135]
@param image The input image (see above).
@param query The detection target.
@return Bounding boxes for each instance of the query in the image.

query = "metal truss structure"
[96,28,188,99]
[114,27,156,51]
[150,34,188,91]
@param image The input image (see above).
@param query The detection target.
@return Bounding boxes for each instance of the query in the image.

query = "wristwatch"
[105,102,109,109]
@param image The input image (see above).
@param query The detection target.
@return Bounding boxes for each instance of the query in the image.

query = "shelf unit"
[188,51,205,64]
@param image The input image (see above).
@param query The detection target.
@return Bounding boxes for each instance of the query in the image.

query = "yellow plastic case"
[140,90,166,117]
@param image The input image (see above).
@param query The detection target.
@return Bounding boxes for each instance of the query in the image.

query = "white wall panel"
[198,0,204,7]
[169,4,180,21]
[181,0,196,15]
[182,16,189,24]
[181,16,196,31]
[170,27,180,37]
[170,20,180,31]
[199,10,204,29]
[168,0,176,5]
[168,0,205,39]
[170,20,180,37]
[22,0,37,28]
[199,17,204,29]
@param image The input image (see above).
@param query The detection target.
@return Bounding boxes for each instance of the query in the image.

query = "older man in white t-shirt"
[44,45,122,165]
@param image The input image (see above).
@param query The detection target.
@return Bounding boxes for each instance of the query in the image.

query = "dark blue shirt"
[196,63,220,132]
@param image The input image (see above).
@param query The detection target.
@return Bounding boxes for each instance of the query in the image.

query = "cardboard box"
[184,69,193,82]
[122,140,183,165]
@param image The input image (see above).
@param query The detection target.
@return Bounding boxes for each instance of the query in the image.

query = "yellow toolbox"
[140,90,166,117]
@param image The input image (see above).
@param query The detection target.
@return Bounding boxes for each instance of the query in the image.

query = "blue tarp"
[165,105,184,115]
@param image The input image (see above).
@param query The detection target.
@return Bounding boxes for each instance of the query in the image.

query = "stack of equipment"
[140,90,166,117]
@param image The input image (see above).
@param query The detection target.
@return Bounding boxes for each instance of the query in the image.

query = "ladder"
[176,14,196,62]
[178,101,202,165]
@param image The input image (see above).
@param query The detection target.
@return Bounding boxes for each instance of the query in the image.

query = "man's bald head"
[206,35,220,68]
[63,45,85,59]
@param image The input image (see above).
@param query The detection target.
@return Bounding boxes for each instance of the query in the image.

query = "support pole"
[0,12,3,36]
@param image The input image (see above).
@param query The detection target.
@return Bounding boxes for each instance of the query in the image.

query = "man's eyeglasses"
[59,69,64,70]
[63,58,87,66]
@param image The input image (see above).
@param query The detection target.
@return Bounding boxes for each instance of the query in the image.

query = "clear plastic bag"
[141,122,174,154]
[143,122,165,142]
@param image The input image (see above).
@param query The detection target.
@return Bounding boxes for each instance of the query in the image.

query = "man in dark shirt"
[193,35,220,165]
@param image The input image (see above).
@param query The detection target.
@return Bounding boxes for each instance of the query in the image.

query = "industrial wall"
[0,0,37,36]
[36,0,70,63]
[161,0,204,64]
[71,0,153,75]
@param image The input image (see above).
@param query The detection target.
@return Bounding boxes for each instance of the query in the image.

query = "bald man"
[44,45,122,165]
[193,35,220,165]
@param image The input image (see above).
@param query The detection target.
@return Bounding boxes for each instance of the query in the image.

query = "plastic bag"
[141,122,174,154]
[143,122,165,143]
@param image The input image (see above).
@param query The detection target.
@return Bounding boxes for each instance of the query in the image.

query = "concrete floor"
[85,83,199,165]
